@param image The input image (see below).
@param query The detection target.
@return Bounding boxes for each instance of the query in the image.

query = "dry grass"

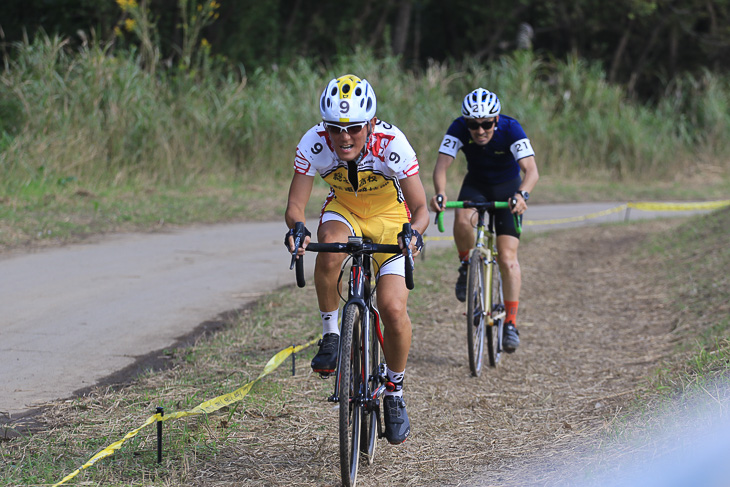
[2,217,726,486]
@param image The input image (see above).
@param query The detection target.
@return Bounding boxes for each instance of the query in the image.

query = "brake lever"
[289,222,304,270]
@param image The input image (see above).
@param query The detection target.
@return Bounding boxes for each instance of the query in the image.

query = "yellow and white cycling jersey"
[294,120,420,220]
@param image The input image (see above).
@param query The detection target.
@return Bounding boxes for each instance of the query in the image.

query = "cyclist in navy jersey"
[430,88,538,353]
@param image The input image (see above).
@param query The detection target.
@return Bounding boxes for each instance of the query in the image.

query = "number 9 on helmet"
[320,74,377,123]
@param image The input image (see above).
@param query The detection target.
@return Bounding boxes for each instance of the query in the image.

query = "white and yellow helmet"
[319,74,377,123]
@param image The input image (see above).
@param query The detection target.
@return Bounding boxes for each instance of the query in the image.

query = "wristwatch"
[516,190,530,201]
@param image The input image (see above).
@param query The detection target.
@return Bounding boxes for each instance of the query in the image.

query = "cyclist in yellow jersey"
[285,75,429,445]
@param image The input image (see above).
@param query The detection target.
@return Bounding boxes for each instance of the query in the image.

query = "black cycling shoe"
[455,262,468,302]
[502,323,520,353]
[383,395,411,445]
[310,333,339,374]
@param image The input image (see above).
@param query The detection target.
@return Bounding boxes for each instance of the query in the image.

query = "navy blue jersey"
[438,115,535,184]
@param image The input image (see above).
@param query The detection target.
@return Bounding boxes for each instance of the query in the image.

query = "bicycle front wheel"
[360,307,380,465]
[339,305,363,487]
[486,263,504,367]
[466,250,486,376]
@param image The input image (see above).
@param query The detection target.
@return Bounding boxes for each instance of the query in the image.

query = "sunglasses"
[324,121,368,135]
[466,120,495,131]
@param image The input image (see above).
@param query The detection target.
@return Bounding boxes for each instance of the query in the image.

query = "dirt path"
[182,219,680,486]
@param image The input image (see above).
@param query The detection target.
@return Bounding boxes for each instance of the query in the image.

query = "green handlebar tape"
[437,201,464,232]
[436,200,521,234]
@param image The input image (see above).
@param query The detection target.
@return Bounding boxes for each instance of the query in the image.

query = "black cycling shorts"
[457,174,522,239]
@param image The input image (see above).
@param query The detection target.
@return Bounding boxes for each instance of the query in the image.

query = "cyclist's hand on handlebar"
[509,194,527,215]
[284,223,311,258]
[398,228,424,257]
[429,193,446,212]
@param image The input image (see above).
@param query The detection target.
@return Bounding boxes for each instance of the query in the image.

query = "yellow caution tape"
[628,200,730,211]
[53,337,319,486]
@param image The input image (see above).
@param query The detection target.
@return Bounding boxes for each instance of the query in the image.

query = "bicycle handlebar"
[293,223,415,290]
[435,200,521,234]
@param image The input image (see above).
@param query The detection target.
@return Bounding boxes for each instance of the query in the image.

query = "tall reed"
[1,34,729,197]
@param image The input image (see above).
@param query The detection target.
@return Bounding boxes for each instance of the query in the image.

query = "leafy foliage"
[2,0,730,97]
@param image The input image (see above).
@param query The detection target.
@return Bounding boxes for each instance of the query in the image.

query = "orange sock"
[458,250,469,263]
[505,301,519,325]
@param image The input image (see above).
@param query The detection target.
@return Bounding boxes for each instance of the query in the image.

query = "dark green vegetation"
[2,0,730,98]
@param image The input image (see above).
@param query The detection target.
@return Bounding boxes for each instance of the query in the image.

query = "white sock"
[321,309,340,336]
[385,367,405,397]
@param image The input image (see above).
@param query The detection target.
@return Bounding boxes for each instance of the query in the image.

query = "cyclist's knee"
[498,254,520,275]
[379,297,408,324]
[315,252,344,274]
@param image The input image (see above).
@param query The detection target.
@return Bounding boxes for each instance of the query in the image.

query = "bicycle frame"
[292,224,414,486]
[329,237,386,407]
[437,200,519,372]
[472,210,505,328]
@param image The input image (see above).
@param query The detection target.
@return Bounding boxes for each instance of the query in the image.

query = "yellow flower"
[201,38,210,48]
[124,18,136,31]
[116,0,138,11]
[114,26,122,36]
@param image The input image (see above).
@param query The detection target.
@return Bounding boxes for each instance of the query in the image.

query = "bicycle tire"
[466,250,486,376]
[486,263,504,367]
[361,307,380,464]
[338,304,362,487]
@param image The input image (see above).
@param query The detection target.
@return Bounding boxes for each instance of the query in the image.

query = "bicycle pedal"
[317,371,333,379]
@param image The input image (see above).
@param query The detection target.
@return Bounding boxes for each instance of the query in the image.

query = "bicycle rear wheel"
[339,304,363,487]
[466,250,486,376]
[486,263,504,367]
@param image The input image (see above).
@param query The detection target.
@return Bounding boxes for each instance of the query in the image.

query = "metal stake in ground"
[156,406,164,463]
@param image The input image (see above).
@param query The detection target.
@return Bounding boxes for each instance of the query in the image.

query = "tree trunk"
[609,19,633,83]
[392,0,413,57]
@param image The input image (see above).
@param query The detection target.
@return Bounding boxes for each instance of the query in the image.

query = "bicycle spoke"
[487,261,504,367]
[466,251,486,376]
[339,305,361,486]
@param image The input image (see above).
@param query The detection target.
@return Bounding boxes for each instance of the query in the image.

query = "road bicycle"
[435,198,521,376]
[290,222,415,487]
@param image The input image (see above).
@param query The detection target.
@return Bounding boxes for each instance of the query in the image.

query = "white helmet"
[461,88,501,118]
[319,74,377,123]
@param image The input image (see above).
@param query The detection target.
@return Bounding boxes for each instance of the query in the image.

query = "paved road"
[0,203,708,420]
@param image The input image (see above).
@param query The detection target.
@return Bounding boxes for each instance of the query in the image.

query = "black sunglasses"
[466,120,495,131]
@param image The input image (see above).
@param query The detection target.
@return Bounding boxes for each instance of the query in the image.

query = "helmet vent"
[355,87,362,96]
[331,86,338,96]
[342,84,351,94]
[366,98,372,111]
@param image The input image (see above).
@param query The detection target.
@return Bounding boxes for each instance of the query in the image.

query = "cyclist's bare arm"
[400,173,429,256]
[512,155,539,215]
[431,152,455,211]
[285,172,314,254]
